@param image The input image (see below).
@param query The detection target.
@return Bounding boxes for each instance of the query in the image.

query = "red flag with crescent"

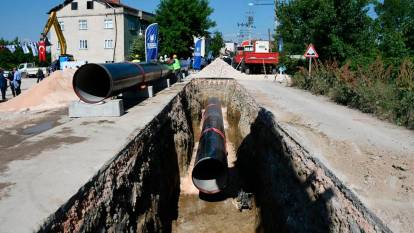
[38,41,46,62]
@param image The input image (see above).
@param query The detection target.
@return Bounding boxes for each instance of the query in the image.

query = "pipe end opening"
[192,158,228,194]
[73,64,112,103]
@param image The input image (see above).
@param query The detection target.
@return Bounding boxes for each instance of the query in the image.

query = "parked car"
[18,63,47,78]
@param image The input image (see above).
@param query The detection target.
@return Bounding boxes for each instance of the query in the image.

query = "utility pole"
[249,0,278,51]
[274,0,278,51]
[268,28,271,42]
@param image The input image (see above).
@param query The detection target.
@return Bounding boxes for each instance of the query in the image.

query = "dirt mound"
[0,70,77,112]
[192,58,247,79]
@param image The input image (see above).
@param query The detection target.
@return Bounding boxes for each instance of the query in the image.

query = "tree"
[209,31,224,57]
[155,0,216,57]
[0,37,50,70]
[129,36,145,61]
[277,0,375,63]
[375,0,414,58]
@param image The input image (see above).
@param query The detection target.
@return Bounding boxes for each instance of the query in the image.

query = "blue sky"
[0,0,276,42]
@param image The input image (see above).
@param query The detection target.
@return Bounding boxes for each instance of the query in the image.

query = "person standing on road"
[0,68,7,101]
[172,54,182,82]
[36,69,45,83]
[6,70,16,97]
[13,68,22,96]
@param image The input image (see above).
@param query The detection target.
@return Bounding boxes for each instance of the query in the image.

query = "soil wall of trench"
[38,79,391,233]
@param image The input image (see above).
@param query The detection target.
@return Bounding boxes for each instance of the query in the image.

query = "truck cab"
[234,40,278,74]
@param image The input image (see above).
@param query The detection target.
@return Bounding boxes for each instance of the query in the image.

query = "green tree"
[129,36,145,61]
[277,0,375,63]
[375,0,414,59]
[209,31,224,57]
[155,0,216,57]
[0,37,50,70]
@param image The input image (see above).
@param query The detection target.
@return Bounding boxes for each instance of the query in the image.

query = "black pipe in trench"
[192,97,229,194]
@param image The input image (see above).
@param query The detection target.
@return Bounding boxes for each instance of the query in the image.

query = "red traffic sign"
[304,44,319,58]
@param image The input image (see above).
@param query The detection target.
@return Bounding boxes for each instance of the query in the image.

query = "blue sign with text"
[193,38,202,70]
[145,23,159,63]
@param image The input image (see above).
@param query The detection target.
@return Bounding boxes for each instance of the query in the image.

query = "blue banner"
[193,38,202,70]
[278,37,284,52]
[145,23,159,63]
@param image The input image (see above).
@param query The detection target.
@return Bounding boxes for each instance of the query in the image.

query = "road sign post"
[304,44,319,77]
[309,57,312,77]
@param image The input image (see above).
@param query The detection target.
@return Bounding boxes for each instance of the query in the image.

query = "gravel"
[191,58,247,79]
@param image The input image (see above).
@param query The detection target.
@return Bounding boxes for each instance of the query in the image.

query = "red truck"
[233,40,279,74]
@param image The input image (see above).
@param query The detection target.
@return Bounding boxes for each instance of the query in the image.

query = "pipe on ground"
[192,97,228,194]
[73,62,171,103]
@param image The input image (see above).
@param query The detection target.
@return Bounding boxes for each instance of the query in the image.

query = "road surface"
[236,77,414,233]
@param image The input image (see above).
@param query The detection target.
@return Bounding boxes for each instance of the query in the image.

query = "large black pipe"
[192,97,228,194]
[73,62,171,103]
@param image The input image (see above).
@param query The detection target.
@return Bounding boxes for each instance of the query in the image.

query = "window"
[59,21,64,31]
[104,19,113,29]
[244,46,254,52]
[87,1,94,9]
[80,40,88,49]
[71,2,78,10]
[79,20,87,30]
[104,40,113,49]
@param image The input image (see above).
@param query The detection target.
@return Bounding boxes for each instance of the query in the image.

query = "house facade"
[48,0,154,63]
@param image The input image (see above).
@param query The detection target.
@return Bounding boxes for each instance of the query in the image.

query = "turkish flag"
[38,41,46,62]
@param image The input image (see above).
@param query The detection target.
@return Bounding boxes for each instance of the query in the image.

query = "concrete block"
[122,85,154,99]
[69,99,124,118]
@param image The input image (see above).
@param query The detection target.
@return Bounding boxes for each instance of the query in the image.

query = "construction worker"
[0,68,6,101]
[172,54,182,82]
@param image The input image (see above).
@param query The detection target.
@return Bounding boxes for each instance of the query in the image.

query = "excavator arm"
[42,11,67,55]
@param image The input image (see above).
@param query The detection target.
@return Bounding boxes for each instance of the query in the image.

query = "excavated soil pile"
[0,70,77,112]
[192,58,247,79]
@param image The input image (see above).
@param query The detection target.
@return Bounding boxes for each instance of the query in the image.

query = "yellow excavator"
[41,11,74,68]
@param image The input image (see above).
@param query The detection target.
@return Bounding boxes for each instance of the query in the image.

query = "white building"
[48,0,154,63]
[224,42,237,53]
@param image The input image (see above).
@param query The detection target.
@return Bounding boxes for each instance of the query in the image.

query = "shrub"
[292,57,414,129]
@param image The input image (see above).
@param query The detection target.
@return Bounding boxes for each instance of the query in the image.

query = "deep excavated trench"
[38,79,390,233]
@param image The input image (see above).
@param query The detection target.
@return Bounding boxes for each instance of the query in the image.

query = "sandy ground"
[236,77,414,233]
[0,70,77,112]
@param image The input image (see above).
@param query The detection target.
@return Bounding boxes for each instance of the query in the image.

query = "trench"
[38,79,390,233]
